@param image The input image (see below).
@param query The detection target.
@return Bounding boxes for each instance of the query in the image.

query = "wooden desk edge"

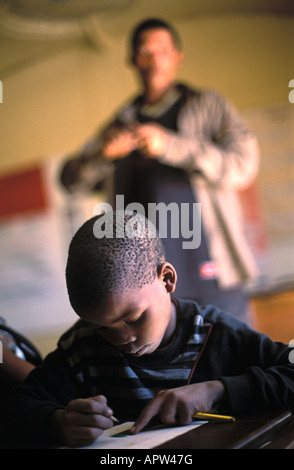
[227,410,293,449]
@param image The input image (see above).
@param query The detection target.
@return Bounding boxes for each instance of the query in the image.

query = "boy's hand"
[131,380,225,434]
[50,395,114,447]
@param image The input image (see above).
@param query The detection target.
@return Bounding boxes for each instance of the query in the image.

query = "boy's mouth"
[132,345,149,356]
[125,344,149,357]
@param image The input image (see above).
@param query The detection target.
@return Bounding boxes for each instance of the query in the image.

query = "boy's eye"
[126,313,143,325]
[126,317,139,325]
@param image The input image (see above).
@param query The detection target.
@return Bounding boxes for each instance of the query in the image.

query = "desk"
[155,410,294,449]
[1,410,293,451]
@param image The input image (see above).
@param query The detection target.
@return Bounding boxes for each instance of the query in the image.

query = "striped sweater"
[2,298,294,446]
[58,299,212,421]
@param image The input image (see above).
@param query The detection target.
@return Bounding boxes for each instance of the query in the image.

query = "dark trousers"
[192,287,253,326]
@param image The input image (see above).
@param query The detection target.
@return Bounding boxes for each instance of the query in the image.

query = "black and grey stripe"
[58,306,211,420]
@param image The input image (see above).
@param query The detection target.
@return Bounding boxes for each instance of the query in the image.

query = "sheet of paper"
[80,420,205,449]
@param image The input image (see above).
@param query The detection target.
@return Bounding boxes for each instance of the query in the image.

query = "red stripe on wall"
[0,165,48,220]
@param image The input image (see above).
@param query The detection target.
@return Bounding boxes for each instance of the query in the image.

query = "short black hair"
[65,212,165,316]
[130,18,182,53]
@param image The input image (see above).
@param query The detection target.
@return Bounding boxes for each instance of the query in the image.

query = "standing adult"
[60,18,260,324]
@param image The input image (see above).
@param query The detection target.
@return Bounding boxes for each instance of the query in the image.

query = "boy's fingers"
[68,410,113,429]
[68,396,113,418]
[92,395,111,413]
[92,395,107,405]
[131,397,163,434]
[63,421,107,447]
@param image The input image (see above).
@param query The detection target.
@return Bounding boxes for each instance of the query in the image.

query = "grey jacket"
[60,84,260,288]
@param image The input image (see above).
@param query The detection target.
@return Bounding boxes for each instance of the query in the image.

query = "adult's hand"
[135,123,168,158]
[101,127,138,160]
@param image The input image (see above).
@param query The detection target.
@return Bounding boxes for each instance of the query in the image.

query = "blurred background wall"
[0,0,293,354]
[1,4,293,170]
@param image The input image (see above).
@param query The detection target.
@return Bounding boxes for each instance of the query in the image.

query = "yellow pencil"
[193,412,235,423]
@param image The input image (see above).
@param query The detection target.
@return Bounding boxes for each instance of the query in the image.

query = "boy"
[1,212,293,448]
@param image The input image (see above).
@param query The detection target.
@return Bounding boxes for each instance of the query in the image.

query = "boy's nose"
[118,334,137,346]
[109,324,137,347]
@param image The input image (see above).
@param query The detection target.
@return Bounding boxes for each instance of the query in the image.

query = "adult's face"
[132,28,183,95]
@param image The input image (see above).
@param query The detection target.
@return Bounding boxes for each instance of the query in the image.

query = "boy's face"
[83,267,177,357]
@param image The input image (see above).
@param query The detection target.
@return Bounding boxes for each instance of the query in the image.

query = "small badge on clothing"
[198,261,218,280]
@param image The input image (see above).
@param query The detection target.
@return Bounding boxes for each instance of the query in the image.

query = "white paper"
[80,420,205,449]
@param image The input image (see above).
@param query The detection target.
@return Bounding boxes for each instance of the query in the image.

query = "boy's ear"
[157,263,177,294]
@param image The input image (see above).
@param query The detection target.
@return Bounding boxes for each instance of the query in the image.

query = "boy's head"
[66,212,177,356]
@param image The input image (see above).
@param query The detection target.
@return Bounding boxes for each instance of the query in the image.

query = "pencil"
[192,412,235,423]
[110,415,120,424]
